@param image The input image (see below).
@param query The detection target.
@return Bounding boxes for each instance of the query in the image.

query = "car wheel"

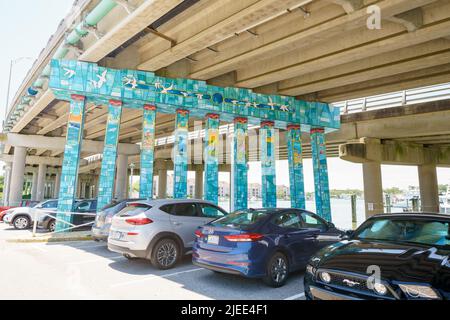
[13,216,30,230]
[263,252,289,288]
[151,238,180,270]
[48,220,56,233]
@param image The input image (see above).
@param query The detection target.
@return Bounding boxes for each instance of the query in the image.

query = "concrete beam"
[2,133,140,155]
[11,90,55,133]
[339,138,450,166]
[36,113,69,135]
[190,0,437,81]
[139,0,314,71]
[80,0,183,62]
[0,154,88,167]
[329,0,364,14]
[418,164,440,212]
[237,14,450,88]
[278,39,450,96]
[312,63,450,102]
[387,8,424,32]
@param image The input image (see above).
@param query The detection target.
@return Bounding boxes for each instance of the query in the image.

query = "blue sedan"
[193,208,344,287]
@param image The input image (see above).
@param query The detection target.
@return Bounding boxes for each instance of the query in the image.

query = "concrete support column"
[260,121,277,208]
[311,128,331,221]
[36,164,47,201]
[204,113,220,204]
[173,109,189,199]
[195,166,204,199]
[287,125,306,209]
[231,117,248,211]
[3,162,12,206]
[362,162,384,218]
[139,105,157,199]
[56,94,87,231]
[158,169,167,199]
[418,164,439,213]
[31,171,38,201]
[115,154,128,201]
[54,169,61,199]
[9,146,27,207]
[97,100,123,211]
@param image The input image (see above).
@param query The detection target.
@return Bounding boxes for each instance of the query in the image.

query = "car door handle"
[172,221,182,226]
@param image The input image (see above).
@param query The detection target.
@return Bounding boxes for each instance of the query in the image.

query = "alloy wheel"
[271,257,288,284]
[156,242,177,267]
[14,217,29,229]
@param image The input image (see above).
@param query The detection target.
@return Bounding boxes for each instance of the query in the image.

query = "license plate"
[207,235,219,245]
[110,231,125,241]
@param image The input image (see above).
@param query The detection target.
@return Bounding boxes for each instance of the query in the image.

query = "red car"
[0,207,14,222]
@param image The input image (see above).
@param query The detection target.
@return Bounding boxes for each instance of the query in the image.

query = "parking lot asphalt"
[0,223,305,300]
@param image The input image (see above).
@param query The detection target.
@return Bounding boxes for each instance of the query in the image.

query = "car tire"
[150,238,180,270]
[48,220,56,233]
[13,216,31,230]
[263,252,289,288]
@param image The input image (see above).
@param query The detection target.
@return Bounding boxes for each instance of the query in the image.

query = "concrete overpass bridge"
[2,0,450,221]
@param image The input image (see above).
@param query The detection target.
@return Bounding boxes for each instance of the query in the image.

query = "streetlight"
[4,57,33,124]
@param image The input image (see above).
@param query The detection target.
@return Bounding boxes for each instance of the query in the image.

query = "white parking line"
[284,293,305,300]
[68,255,124,265]
[111,268,206,288]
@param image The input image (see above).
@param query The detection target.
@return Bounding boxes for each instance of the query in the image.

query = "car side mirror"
[327,222,335,229]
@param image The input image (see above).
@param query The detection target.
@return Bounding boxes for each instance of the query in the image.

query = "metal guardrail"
[333,82,450,114]
[31,209,96,238]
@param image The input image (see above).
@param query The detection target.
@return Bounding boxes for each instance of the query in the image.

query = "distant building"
[277,185,290,199]
[219,181,230,197]
[187,178,196,198]
[248,183,262,199]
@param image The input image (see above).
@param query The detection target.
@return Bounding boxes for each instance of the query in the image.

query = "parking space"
[0,224,305,300]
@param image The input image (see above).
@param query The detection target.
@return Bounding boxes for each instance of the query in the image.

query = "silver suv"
[108,199,228,270]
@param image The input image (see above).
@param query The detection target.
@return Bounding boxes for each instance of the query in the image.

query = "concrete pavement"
[0,224,306,300]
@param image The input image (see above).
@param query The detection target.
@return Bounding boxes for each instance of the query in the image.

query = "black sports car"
[304,213,450,300]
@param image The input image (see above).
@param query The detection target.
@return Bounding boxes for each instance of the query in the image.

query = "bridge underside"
[3,0,450,219]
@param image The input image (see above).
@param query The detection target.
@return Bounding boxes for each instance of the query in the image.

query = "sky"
[1,0,450,192]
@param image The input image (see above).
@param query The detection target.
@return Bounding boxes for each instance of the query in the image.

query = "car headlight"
[373,283,388,296]
[319,272,331,283]
[399,284,441,300]
[306,264,316,276]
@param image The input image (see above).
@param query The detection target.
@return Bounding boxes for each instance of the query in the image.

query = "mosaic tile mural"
[48,60,339,223]
[140,105,157,199]
[56,94,86,231]
[287,125,306,209]
[233,118,248,211]
[49,60,340,131]
[97,100,123,211]
[260,121,277,208]
[311,127,332,221]
[204,114,220,205]
[173,109,189,199]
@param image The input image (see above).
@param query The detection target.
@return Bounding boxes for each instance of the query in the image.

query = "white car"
[4,200,58,230]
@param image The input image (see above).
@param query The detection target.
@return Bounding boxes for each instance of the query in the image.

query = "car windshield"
[210,209,271,229]
[355,218,450,248]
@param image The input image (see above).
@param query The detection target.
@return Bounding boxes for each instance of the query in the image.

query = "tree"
[438,184,448,194]
[384,187,402,195]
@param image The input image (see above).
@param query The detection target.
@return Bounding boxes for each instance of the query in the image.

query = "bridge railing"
[334,82,450,114]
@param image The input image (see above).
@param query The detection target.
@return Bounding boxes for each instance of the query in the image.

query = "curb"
[6,234,93,244]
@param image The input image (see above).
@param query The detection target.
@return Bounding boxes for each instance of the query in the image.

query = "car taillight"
[194,230,204,238]
[224,233,264,242]
[125,217,153,225]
